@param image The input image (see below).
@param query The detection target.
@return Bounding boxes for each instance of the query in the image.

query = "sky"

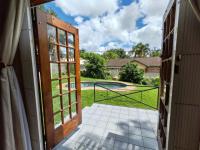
[44,0,169,53]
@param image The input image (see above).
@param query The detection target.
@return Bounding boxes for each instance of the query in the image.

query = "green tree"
[80,49,86,58]
[39,5,58,17]
[106,48,128,58]
[80,50,93,59]
[131,43,150,57]
[114,48,127,58]
[150,49,161,57]
[102,50,118,60]
[83,53,108,79]
[119,63,144,84]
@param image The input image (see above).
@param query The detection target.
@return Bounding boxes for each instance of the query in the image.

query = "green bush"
[83,53,108,79]
[151,78,160,86]
[119,63,144,84]
[142,77,160,86]
[141,78,150,85]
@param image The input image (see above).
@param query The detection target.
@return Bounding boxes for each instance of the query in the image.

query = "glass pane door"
[34,8,81,149]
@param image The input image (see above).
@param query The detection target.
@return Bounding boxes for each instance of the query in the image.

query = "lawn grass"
[81,77,158,109]
[51,76,159,126]
[81,84,158,110]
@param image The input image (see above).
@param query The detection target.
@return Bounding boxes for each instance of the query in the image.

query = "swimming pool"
[69,82,127,89]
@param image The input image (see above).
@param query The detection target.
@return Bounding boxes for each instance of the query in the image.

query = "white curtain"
[0,0,32,150]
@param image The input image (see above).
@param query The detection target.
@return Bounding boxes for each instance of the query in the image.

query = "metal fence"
[94,82,159,110]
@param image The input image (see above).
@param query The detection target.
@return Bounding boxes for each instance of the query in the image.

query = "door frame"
[33,8,82,149]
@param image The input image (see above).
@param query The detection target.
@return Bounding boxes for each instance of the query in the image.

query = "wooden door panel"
[34,8,82,149]
[31,0,54,6]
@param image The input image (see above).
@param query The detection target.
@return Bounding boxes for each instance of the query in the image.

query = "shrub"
[119,63,144,84]
[142,77,160,86]
[151,78,160,86]
[83,53,108,79]
[141,78,150,85]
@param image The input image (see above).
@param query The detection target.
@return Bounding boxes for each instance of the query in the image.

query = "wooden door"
[33,8,82,149]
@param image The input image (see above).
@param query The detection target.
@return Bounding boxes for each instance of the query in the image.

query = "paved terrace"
[54,104,159,150]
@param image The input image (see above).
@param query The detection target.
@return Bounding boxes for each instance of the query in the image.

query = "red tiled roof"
[107,57,161,68]
[134,57,161,67]
[107,58,132,68]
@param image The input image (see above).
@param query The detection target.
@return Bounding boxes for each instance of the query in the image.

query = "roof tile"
[107,57,161,67]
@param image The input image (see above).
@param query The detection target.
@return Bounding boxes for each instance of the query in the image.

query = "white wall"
[108,68,120,79]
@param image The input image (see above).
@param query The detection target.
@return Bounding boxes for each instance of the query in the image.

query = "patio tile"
[82,115,90,120]
[129,127,142,136]
[107,122,119,131]
[152,123,158,133]
[138,109,147,114]
[115,134,129,143]
[110,112,120,118]
[93,127,106,137]
[100,133,115,149]
[129,121,141,128]
[85,135,101,145]
[129,114,139,120]
[141,129,156,139]
[143,137,158,149]
[102,111,111,115]
[118,118,130,123]
[127,144,145,150]
[120,109,129,115]
[86,119,98,126]
[55,140,78,150]
[139,116,149,122]
[77,135,89,144]
[91,115,101,121]
[140,122,153,131]
[119,113,129,119]
[54,104,159,150]
[117,122,129,133]
[79,125,94,134]
[82,119,90,125]
[113,140,128,150]
[112,106,121,110]
[94,111,103,116]
[128,134,143,147]
[99,116,109,122]
[108,118,119,124]
[114,130,129,137]
[95,120,108,129]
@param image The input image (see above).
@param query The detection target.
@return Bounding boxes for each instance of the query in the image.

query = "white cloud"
[131,25,162,48]
[139,0,169,26]
[131,0,169,49]
[74,16,84,24]
[99,42,127,53]
[55,0,169,51]
[55,0,118,17]
[77,2,141,51]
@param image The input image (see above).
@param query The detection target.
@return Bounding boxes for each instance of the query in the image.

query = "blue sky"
[44,0,169,52]
[44,0,142,26]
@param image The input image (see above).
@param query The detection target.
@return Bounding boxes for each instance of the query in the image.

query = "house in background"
[1,0,200,149]
[106,57,161,79]
[80,58,87,71]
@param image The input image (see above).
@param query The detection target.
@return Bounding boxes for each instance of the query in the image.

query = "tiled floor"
[54,104,159,150]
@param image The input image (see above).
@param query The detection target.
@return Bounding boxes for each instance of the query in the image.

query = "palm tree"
[150,49,161,57]
[131,43,150,57]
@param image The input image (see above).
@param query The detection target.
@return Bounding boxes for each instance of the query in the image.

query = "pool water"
[69,82,127,89]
